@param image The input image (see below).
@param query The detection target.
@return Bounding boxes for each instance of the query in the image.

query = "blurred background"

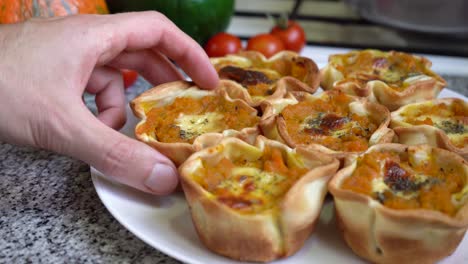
[2,0,466,56]
[226,0,468,57]
[105,0,468,57]
[2,0,465,97]
[104,0,468,97]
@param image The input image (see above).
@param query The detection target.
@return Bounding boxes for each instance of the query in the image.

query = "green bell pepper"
[108,0,235,45]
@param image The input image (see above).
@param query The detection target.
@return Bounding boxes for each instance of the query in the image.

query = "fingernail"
[145,164,178,195]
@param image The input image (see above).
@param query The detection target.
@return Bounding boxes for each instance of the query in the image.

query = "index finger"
[93,11,219,89]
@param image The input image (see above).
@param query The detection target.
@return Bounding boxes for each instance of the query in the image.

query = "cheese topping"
[175,112,224,140]
[137,95,260,143]
[330,49,442,91]
[281,91,378,152]
[193,147,308,213]
[399,100,467,148]
[341,148,467,216]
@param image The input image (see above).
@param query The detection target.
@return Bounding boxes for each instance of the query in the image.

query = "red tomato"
[271,20,306,52]
[204,33,242,57]
[246,34,285,58]
[121,69,138,89]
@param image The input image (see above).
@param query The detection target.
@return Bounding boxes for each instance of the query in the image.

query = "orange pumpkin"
[0,0,109,24]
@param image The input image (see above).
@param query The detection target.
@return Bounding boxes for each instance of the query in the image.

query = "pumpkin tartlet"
[210,50,320,106]
[130,80,261,166]
[320,49,447,111]
[391,98,467,160]
[329,144,468,264]
[179,136,339,262]
[260,90,394,159]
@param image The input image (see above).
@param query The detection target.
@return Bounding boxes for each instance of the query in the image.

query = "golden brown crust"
[179,136,339,262]
[391,98,468,160]
[321,65,371,97]
[368,76,446,111]
[320,49,447,111]
[130,80,261,166]
[259,91,394,160]
[329,144,468,264]
[210,50,320,106]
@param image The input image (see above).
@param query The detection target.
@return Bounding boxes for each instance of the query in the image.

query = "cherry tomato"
[204,32,242,57]
[246,34,285,58]
[271,20,306,52]
[121,69,138,89]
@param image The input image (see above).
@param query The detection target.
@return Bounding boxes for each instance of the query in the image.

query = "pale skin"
[0,12,219,195]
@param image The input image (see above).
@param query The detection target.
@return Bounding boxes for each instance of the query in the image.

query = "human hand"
[0,12,219,195]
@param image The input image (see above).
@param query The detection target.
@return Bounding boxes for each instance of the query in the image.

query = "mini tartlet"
[329,144,468,264]
[320,49,447,111]
[179,136,339,262]
[260,90,394,159]
[391,98,467,159]
[130,80,261,166]
[210,50,320,106]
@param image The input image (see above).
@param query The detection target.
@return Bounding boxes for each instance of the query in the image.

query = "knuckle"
[144,10,167,21]
[96,27,119,50]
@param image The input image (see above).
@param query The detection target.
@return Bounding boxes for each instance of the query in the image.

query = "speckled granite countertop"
[1,72,467,263]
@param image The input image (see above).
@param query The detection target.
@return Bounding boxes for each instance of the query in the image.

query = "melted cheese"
[408,147,431,167]
[371,177,388,194]
[193,147,309,213]
[371,173,428,200]
[217,167,286,198]
[138,95,260,144]
[175,112,224,139]
[399,101,467,148]
[282,91,378,152]
[341,148,467,216]
[330,121,365,138]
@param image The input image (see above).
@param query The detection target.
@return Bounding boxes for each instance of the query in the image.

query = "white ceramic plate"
[92,88,468,264]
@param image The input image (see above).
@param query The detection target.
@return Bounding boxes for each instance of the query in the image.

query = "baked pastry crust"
[320,49,447,111]
[260,90,394,159]
[130,80,261,166]
[391,98,467,160]
[211,50,320,106]
[179,136,339,262]
[329,144,468,264]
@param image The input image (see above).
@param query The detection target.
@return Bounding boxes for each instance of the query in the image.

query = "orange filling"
[193,146,308,213]
[341,150,466,216]
[401,101,467,148]
[281,91,378,152]
[332,50,439,91]
[137,95,259,144]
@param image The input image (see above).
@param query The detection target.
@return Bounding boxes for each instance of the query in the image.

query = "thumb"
[67,108,179,195]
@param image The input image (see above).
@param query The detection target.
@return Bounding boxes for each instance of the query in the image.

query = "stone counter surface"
[1,75,467,263]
